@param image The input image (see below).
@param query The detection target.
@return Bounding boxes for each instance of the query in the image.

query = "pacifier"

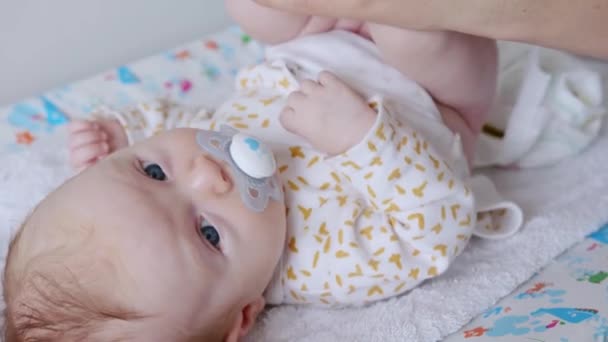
[230,133,277,179]
[196,125,283,212]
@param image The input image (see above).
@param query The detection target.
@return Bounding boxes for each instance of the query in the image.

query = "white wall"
[0,0,231,106]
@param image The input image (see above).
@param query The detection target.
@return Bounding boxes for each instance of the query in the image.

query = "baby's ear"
[224,297,265,342]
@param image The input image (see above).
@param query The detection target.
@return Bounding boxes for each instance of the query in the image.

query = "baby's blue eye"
[200,222,220,248]
[144,163,166,181]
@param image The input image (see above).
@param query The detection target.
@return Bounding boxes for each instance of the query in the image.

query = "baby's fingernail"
[101,131,108,140]
[102,143,109,152]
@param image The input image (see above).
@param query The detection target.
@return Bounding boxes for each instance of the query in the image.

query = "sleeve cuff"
[326,97,394,172]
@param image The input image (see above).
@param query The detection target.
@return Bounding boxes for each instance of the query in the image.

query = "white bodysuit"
[104,31,522,307]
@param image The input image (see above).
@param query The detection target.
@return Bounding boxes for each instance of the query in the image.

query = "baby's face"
[38,128,287,332]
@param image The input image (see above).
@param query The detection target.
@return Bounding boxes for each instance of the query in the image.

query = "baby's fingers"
[69,143,109,169]
[69,129,107,150]
[279,106,315,141]
[68,119,98,134]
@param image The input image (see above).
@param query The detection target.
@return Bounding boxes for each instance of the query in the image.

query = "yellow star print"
[288,237,299,253]
[289,146,306,159]
[434,244,447,257]
[368,259,380,271]
[278,77,290,89]
[318,222,329,235]
[388,168,402,181]
[412,181,428,198]
[336,250,350,258]
[407,213,426,230]
[389,254,403,270]
[260,95,281,106]
[409,268,420,280]
[360,226,373,240]
[368,286,384,297]
[375,123,386,140]
[298,206,312,220]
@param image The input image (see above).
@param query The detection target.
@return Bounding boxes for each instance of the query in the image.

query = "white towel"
[476,46,605,168]
[0,44,607,342]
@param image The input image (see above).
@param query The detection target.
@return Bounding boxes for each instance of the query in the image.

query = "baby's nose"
[188,154,232,196]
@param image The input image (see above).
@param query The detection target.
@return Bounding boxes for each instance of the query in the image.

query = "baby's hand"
[280,71,376,156]
[68,119,128,171]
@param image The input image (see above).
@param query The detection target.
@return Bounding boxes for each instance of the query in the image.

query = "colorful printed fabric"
[445,223,608,341]
[0,27,264,154]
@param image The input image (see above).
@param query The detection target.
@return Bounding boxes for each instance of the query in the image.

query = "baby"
[2,2,522,341]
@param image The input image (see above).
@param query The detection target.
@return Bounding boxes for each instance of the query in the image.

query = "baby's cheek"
[260,201,287,249]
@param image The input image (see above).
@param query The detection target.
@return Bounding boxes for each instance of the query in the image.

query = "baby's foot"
[280,71,376,155]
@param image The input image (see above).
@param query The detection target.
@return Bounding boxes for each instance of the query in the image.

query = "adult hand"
[253,0,444,30]
[253,0,608,59]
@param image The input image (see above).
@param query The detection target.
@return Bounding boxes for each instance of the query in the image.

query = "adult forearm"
[444,0,608,58]
[226,0,309,44]
[254,0,608,58]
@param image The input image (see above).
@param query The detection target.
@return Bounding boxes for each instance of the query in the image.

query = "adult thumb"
[253,0,369,18]
[253,0,440,30]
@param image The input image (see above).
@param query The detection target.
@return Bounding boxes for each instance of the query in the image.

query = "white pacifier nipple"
[196,125,283,212]
[229,133,276,179]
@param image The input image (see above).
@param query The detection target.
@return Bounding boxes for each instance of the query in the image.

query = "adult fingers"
[253,0,442,30]
[254,0,380,20]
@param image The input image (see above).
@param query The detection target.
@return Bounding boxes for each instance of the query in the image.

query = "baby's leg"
[368,24,497,145]
[225,0,310,44]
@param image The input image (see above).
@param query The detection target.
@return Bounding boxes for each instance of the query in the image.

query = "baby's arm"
[325,103,475,300]
[68,118,127,171]
[369,24,498,137]
[68,100,210,171]
[106,100,211,143]
[225,0,309,44]
[280,71,376,156]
